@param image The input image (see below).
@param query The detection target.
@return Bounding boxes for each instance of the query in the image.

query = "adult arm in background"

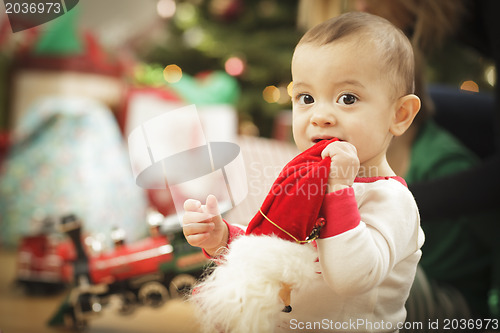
[410,0,500,221]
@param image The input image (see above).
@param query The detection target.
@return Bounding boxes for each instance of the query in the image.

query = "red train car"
[89,235,174,285]
[46,214,210,330]
[16,226,76,293]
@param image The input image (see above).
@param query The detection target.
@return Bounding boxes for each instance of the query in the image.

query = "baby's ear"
[390,94,421,137]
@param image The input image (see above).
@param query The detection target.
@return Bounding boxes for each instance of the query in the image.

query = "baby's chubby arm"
[182,195,228,257]
[321,141,360,192]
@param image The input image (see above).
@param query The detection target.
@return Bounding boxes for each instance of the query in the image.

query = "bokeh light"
[157,0,176,18]
[460,80,479,93]
[277,85,290,104]
[485,65,496,87]
[183,27,205,48]
[263,85,280,103]
[175,2,198,28]
[163,64,183,83]
[287,81,293,97]
[225,57,245,76]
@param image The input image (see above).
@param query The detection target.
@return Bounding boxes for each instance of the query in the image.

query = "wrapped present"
[0,97,148,248]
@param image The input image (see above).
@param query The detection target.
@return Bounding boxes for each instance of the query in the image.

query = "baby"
[183,11,424,332]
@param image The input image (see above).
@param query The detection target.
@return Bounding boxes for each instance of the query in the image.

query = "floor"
[0,250,202,333]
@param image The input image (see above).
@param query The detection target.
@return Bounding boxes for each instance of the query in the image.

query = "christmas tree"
[137,0,302,138]
[136,0,495,138]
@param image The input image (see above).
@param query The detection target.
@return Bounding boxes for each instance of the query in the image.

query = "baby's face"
[291,39,398,168]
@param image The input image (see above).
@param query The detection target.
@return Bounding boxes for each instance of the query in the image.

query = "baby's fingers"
[185,233,211,247]
[205,194,220,218]
[183,221,215,247]
[183,220,215,235]
[183,210,213,225]
[321,141,357,159]
[184,199,202,212]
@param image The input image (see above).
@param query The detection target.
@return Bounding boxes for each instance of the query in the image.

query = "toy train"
[16,217,76,293]
[17,213,211,330]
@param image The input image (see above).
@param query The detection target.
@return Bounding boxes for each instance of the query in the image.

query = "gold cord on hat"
[258,209,323,244]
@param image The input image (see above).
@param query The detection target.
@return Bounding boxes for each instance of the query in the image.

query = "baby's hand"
[182,195,228,256]
[321,141,360,192]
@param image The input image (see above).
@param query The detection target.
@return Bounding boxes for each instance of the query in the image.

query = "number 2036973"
[442,318,499,330]
[5,2,62,14]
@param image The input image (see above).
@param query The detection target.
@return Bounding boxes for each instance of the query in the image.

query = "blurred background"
[1,0,495,138]
[0,0,498,332]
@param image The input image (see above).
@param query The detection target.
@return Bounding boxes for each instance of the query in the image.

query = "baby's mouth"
[312,137,338,144]
[313,138,328,143]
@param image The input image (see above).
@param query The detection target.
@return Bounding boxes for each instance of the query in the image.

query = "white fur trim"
[190,235,318,333]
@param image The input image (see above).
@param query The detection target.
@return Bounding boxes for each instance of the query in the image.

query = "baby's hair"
[297,12,415,99]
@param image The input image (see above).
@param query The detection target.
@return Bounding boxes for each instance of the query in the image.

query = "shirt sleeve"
[316,180,423,296]
[226,220,246,242]
[202,220,246,260]
[319,187,360,238]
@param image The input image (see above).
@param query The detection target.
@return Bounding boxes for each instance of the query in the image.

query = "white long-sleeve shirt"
[226,176,424,332]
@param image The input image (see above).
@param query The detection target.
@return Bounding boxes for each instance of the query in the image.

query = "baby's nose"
[311,110,335,127]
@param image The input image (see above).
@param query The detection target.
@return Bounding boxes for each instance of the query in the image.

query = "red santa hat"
[191,138,337,333]
[246,137,337,242]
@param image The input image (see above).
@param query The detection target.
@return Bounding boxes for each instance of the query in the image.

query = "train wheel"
[169,274,197,299]
[138,281,169,308]
[117,291,137,315]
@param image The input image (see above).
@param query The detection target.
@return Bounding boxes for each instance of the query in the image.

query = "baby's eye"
[337,94,357,105]
[297,94,315,105]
